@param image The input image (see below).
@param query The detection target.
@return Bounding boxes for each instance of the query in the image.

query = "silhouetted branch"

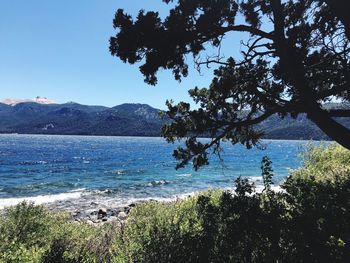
[328,109,350,117]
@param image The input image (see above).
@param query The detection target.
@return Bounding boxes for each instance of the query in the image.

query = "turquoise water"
[0,134,312,209]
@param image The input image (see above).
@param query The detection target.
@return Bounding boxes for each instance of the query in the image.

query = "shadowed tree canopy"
[110,0,350,169]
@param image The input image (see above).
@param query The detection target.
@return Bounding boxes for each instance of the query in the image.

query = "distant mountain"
[0,96,56,106]
[0,100,348,139]
[0,101,165,136]
[258,104,350,140]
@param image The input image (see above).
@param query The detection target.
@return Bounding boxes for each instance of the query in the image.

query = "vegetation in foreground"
[1,144,350,263]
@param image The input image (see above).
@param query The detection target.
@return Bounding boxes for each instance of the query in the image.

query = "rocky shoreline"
[70,202,136,225]
[1,184,281,225]
[0,190,197,225]
[44,197,173,225]
[0,199,155,225]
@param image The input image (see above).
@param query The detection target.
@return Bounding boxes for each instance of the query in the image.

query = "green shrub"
[113,191,221,262]
[282,144,350,262]
[0,202,51,247]
[112,183,289,263]
[42,221,96,263]
[112,144,350,263]
[0,202,117,263]
[0,202,51,262]
[288,143,350,182]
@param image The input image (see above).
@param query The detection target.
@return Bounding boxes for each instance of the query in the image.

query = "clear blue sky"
[0,1,242,109]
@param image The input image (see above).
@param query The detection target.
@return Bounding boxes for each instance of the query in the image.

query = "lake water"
[0,134,312,210]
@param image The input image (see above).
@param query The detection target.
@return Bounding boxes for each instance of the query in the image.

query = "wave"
[2,181,80,194]
[0,189,85,209]
[115,169,128,175]
[19,160,48,165]
[90,189,113,195]
[247,176,263,183]
[0,185,284,212]
[107,169,145,175]
[99,191,199,209]
[177,173,192,177]
[146,180,170,187]
[244,177,283,193]
[254,185,283,193]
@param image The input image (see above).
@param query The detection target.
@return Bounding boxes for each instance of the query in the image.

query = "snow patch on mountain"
[0,96,56,106]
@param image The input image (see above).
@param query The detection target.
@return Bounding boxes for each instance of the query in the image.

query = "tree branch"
[327,109,350,117]
[323,0,350,40]
[317,84,349,99]
[195,59,231,67]
[220,25,274,40]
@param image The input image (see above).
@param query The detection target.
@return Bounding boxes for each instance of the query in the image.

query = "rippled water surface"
[0,134,313,209]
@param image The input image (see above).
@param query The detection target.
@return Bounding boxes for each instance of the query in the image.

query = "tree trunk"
[271,0,350,150]
[307,105,350,149]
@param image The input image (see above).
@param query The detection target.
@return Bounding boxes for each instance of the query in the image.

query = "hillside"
[0,102,164,136]
[0,100,348,139]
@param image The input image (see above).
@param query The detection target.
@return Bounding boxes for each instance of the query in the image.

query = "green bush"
[113,191,221,262]
[111,158,286,262]
[0,202,51,262]
[111,184,288,262]
[112,144,350,263]
[282,143,350,262]
[0,202,117,263]
[288,143,350,182]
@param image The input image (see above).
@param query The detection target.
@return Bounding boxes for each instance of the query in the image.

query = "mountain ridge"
[0,96,56,106]
[0,100,348,139]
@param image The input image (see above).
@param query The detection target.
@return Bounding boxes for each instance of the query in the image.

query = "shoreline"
[0,189,198,225]
[0,193,194,225]
[0,184,283,225]
[0,133,330,142]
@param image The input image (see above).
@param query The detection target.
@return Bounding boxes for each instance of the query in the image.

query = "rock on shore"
[71,202,136,225]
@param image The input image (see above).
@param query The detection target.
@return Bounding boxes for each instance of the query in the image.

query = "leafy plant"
[261,156,274,191]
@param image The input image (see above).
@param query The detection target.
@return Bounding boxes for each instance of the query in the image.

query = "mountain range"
[0,99,349,140]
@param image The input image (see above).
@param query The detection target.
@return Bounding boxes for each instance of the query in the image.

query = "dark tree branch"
[195,59,231,67]
[174,110,275,169]
[271,0,350,149]
[308,106,350,148]
[220,25,274,40]
[110,1,350,168]
[323,0,350,40]
[328,109,350,117]
[317,84,349,99]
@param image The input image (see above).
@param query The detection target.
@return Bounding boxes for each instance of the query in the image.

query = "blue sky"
[0,1,243,109]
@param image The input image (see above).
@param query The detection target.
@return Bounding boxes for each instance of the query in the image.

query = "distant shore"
[0,132,331,142]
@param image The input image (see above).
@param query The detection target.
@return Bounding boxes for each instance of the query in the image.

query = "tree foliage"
[261,156,274,191]
[110,0,350,169]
